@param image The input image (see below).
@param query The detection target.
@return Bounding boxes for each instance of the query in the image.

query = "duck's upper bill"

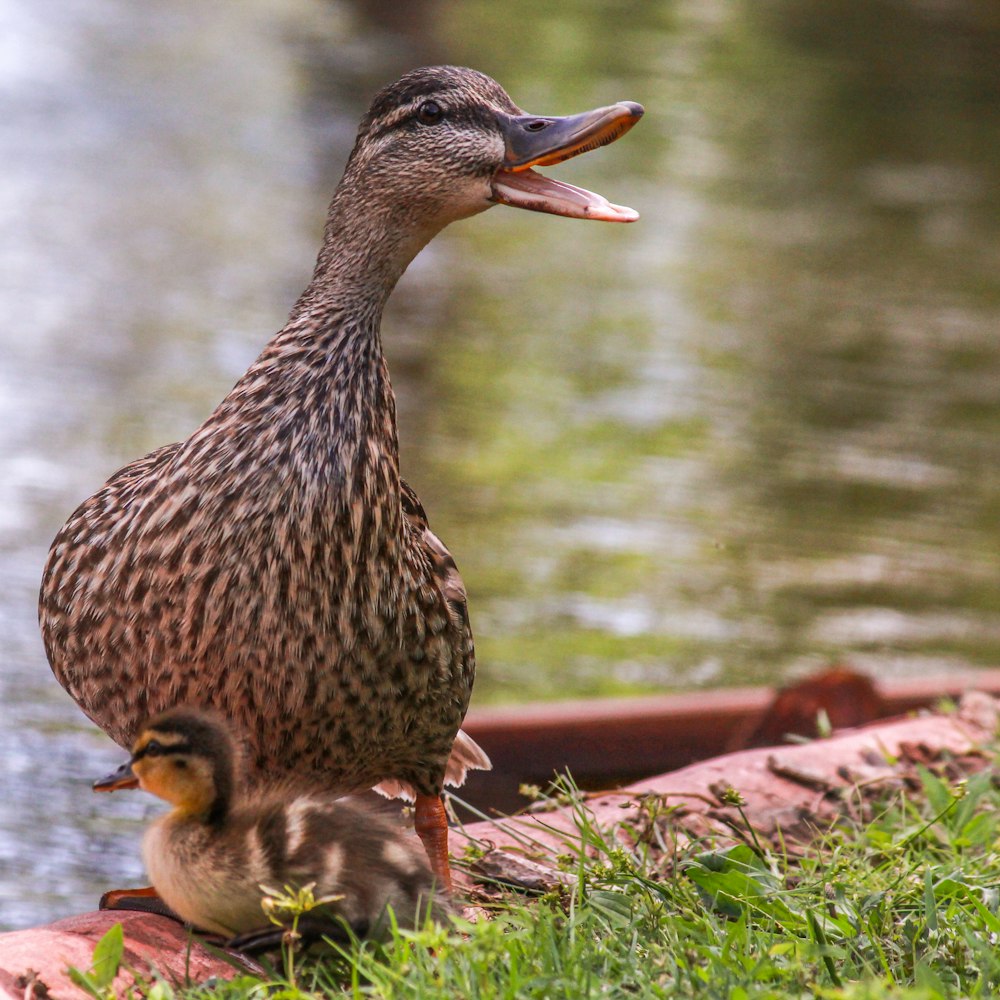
[490,100,644,222]
[93,759,139,791]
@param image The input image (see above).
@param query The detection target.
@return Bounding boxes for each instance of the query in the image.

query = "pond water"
[1,0,998,929]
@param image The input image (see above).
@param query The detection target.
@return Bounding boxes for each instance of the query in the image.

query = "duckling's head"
[94,708,236,824]
[336,65,643,237]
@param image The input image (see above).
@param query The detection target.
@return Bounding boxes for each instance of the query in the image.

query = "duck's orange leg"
[414,793,452,894]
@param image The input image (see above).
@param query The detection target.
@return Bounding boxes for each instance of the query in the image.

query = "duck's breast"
[142,816,270,936]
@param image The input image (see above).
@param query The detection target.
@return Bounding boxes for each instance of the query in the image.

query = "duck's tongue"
[490,101,643,222]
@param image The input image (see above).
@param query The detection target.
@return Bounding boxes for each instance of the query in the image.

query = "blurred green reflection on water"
[423,0,1000,698]
[0,0,998,927]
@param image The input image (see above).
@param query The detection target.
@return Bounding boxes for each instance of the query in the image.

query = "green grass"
[92,759,1000,999]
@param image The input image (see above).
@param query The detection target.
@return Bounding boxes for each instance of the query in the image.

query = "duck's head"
[94,708,235,823]
[338,65,643,234]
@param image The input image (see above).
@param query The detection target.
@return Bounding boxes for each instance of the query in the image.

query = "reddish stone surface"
[454,693,998,879]
[459,669,1000,812]
[0,910,254,1000]
[727,665,887,749]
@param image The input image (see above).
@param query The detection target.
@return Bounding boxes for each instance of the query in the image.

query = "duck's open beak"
[93,760,139,792]
[491,101,643,222]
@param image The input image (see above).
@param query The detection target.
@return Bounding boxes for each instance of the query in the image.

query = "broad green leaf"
[66,968,103,1000]
[91,923,125,990]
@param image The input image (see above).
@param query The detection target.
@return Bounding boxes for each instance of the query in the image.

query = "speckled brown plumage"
[39,66,642,881]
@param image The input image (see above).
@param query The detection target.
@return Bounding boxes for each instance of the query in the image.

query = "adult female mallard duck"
[40,66,642,890]
[95,707,446,948]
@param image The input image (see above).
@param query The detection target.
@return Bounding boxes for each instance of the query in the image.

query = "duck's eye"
[416,101,443,125]
[143,739,163,757]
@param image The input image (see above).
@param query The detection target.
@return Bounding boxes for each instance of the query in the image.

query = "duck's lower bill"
[490,168,639,222]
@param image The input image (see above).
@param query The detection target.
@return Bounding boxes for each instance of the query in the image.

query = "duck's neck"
[166,789,229,830]
[289,167,446,333]
[171,762,233,829]
[203,787,230,828]
[311,172,437,309]
[218,177,444,517]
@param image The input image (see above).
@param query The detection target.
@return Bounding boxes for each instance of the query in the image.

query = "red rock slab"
[458,670,1000,812]
[0,910,256,1000]
[453,693,998,880]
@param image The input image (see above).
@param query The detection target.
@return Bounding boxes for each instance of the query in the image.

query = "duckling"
[94,707,447,947]
[41,66,643,889]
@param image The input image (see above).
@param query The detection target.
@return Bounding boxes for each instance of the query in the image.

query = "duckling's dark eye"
[142,739,163,757]
[416,101,443,125]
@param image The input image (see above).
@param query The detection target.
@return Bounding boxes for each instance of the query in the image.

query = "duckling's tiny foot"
[99,886,182,922]
[226,927,285,956]
[227,916,361,955]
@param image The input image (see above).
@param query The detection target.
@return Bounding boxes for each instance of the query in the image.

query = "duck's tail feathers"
[443,728,492,786]
[372,729,492,802]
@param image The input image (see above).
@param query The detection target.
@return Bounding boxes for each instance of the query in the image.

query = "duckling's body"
[97,708,443,940]
[41,66,642,885]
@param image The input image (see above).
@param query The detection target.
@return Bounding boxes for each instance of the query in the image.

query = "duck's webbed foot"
[99,886,183,923]
[226,916,369,956]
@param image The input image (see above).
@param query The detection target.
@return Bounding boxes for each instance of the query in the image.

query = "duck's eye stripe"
[364,100,494,144]
[135,740,191,760]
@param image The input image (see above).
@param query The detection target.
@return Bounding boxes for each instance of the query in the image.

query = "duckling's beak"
[93,760,139,792]
[491,101,643,222]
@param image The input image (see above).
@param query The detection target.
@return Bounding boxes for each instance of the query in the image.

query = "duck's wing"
[39,441,184,744]
[399,479,470,632]
[373,481,491,802]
